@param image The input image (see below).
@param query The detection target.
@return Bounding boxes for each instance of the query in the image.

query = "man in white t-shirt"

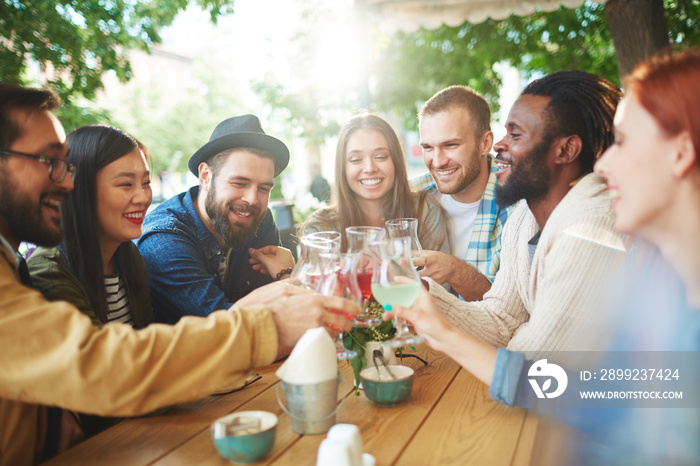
[411,86,515,301]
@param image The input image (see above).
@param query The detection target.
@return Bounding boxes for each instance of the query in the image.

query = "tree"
[252,76,344,166]
[107,50,248,176]
[250,0,360,194]
[0,0,235,128]
[605,0,671,77]
[373,0,700,129]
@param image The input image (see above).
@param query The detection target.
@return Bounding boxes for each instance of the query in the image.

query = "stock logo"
[528,359,568,399]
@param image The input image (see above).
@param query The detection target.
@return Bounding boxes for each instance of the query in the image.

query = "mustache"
[430,163,459,170]
[229,202,262,218]
[494,153,513,165]
[40,190,68,203]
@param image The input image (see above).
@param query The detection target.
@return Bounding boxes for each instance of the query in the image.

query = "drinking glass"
[345,226,386,327]
[317,252,359,360]
[385,218,423,259]
[370,236,424,348]
[290,231,341,289]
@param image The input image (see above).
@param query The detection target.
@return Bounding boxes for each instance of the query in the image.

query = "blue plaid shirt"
[410,155,515,283]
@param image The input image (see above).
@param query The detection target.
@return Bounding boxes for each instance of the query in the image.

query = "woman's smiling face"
[95,148,152,251]
[344,128,395,203]
[594,95,679,237]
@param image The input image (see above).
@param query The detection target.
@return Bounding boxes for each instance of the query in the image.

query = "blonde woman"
[300,113,446,252]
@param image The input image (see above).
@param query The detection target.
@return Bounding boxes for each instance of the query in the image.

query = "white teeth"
[435,168,457,176]
[360,179,382,186]
[235,211,251,217]
[43,199,61,207]
[124,212,143,219]
[495,162,511,171]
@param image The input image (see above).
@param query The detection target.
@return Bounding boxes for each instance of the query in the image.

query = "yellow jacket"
[0,243,278,465]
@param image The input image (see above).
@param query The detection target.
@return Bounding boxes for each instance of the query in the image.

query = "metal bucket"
[276,376,342,434]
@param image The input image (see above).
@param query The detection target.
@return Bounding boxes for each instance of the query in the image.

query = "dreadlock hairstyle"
[62,125,150,324]
[522,70,622,175]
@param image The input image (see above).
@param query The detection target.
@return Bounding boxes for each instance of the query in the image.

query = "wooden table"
[44,345,539,465]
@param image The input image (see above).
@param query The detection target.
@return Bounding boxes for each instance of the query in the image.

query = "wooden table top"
[44,344,538,465]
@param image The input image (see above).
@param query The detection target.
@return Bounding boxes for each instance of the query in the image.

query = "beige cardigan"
[430,173,626,359]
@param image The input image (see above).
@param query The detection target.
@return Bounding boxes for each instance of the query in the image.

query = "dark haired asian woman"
[27,124,154,436]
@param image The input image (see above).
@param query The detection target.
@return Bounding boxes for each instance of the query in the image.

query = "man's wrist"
[275,267,293,281]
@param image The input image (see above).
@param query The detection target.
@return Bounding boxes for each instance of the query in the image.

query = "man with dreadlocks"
[383,70,626,360]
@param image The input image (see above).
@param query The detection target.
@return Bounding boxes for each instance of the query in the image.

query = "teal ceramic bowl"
[360,365,415,406]
[211,411,278,464]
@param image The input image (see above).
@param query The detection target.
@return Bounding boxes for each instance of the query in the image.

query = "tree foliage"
[251,0,360,164]
[373,0,700,130]
[0,0,234,128]
[105,50,248,175]
[252,76,343,150]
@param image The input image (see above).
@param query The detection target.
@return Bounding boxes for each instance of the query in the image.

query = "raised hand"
[232,280,306,310]
[249,245,295,279]
[267,293,360,359]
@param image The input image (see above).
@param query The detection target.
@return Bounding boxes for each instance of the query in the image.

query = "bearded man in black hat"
[138,115,296,324]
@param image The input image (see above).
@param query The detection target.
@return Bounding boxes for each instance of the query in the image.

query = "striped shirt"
[410,154,517,283]
[104,274,133,325]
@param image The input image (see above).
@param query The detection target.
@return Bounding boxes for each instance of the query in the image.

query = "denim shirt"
[137,186,279,324]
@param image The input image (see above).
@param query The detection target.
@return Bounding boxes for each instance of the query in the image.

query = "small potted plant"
[343,299,396,390]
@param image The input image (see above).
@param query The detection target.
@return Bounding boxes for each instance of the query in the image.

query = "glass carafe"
[317,252,360,360]
[345,226,385,327]
[385,218,423,259]
[370,236,424,348]
[290,231,341,289]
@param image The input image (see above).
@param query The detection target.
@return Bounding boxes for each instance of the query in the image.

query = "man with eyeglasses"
[0,150,76,180]
[0,95,75,249]
[0,83,357,466]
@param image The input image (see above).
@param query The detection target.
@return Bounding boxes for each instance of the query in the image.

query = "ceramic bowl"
[211,411,278,463]
[360,365,414,406]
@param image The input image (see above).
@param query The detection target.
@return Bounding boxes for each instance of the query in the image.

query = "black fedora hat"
[188,114,290,177]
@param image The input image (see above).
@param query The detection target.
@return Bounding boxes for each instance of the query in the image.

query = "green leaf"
[343,301,398,390]
[372,1,700,128]
[0,0,235,119]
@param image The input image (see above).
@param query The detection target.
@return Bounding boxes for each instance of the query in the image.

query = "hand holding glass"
[345,227,385,327]
[317,252,359,360]
[370,237,424,348]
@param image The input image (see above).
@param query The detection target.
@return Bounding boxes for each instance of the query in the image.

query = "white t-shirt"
[436,193,480,261]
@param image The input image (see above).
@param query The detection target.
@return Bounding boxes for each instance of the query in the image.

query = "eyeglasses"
[0,149,77,183]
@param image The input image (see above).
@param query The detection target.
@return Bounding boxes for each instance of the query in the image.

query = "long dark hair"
[62,125,149,323]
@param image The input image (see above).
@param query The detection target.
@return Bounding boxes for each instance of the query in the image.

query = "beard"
[204,182,265,249]
[431,147,482,196]
[495,137,552,208]
[0,164,63,247]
